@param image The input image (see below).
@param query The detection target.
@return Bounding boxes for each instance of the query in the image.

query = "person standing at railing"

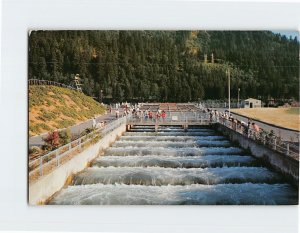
[252,122,260,140]
[214,110,219,122]
[242,122,248,136]
[209,110,213,123]
[236,119,242,133]
[224,111,229,126]
[232,118,238,131]
[246,119,251,137]
[144,110,149,121]
[115,109,119,119]
[156,111,161,121]
[92,117,97,128]
[253,122,260,132]
[161,110,166,122]
[149,111,153,121]
[266,130,275,146]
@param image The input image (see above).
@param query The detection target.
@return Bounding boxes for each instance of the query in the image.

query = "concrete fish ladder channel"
[49,125,298,205]
[29,121,127,205]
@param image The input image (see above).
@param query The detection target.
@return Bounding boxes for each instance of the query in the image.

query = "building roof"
[244,98,261,101]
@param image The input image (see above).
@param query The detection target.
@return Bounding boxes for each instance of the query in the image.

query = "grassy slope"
[232,108,300,131]
[29,85,106,136]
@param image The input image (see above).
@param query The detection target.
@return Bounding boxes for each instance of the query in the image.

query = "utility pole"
[227,68,230,115]
[99,89,103,103]
[238,88,240,108]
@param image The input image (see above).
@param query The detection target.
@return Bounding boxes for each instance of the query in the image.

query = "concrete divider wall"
[215,124,299,186]
[29,123,126,205]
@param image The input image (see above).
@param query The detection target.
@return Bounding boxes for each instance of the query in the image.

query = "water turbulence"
[50,125,298,205]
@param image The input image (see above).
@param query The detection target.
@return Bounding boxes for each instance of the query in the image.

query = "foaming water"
[92,155,257,168]
[49,183,298,205]
[112,140,231,148]
[124,131,217,136]
[72,167,283,186]
[119,135,227,141]
[49,125,298,205]
[129,128,215,132]
[104,146,243,156]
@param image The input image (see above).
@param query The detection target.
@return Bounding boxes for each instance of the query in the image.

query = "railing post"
[263,135,266,145]
[273,138,277,150]
[39,156,43,176]
[286,143,289,156]
[79,138,82,150]
[56,149,60,166]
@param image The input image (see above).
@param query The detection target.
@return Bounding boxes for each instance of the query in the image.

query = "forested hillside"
[28,30,299,102]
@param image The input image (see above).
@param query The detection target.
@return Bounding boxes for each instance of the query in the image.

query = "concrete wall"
[215,124,299,186]
[29,123,126,205]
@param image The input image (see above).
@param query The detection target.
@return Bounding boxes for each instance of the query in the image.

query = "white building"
[242,98,261,108]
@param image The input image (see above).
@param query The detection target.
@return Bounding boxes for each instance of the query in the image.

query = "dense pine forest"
[28,30,299,103]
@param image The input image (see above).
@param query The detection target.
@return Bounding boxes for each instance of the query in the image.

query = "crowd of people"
[203,108,279,146]
[89,103,295,157]
[114,106,168,122]
[106,103,285,148]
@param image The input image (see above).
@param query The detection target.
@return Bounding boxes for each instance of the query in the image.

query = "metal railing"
[28,112,299,183]
[126,112,211,125]
[28,79,78,91]
[218,117,299,160]
[29,117,127,183]
[128,112,298,159]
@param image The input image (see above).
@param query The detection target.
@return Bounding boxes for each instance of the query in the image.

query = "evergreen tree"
[28,30,299,102]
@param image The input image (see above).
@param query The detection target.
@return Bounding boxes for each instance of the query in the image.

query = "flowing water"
[50,125,298,205]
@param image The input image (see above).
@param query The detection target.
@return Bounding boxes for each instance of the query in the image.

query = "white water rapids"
[49,125,298,205]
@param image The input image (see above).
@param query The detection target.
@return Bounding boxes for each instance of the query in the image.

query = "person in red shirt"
[161,110,166,121]
[149,111,153,120]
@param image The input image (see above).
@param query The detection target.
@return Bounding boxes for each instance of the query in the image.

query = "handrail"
[29,117,127,183]
[28,79,78,91]
[217,117,299,160]
[29,112,299,183]
[126,114,211,125]
[127,113,298,159]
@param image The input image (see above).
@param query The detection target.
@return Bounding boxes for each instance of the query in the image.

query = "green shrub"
[57,119,76,129]
[41,110,58,121]
[38,123,51,131]
[80,127,94,137]
[59,128,72,145]
[29,146,42,155]
[29,124,41,134]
